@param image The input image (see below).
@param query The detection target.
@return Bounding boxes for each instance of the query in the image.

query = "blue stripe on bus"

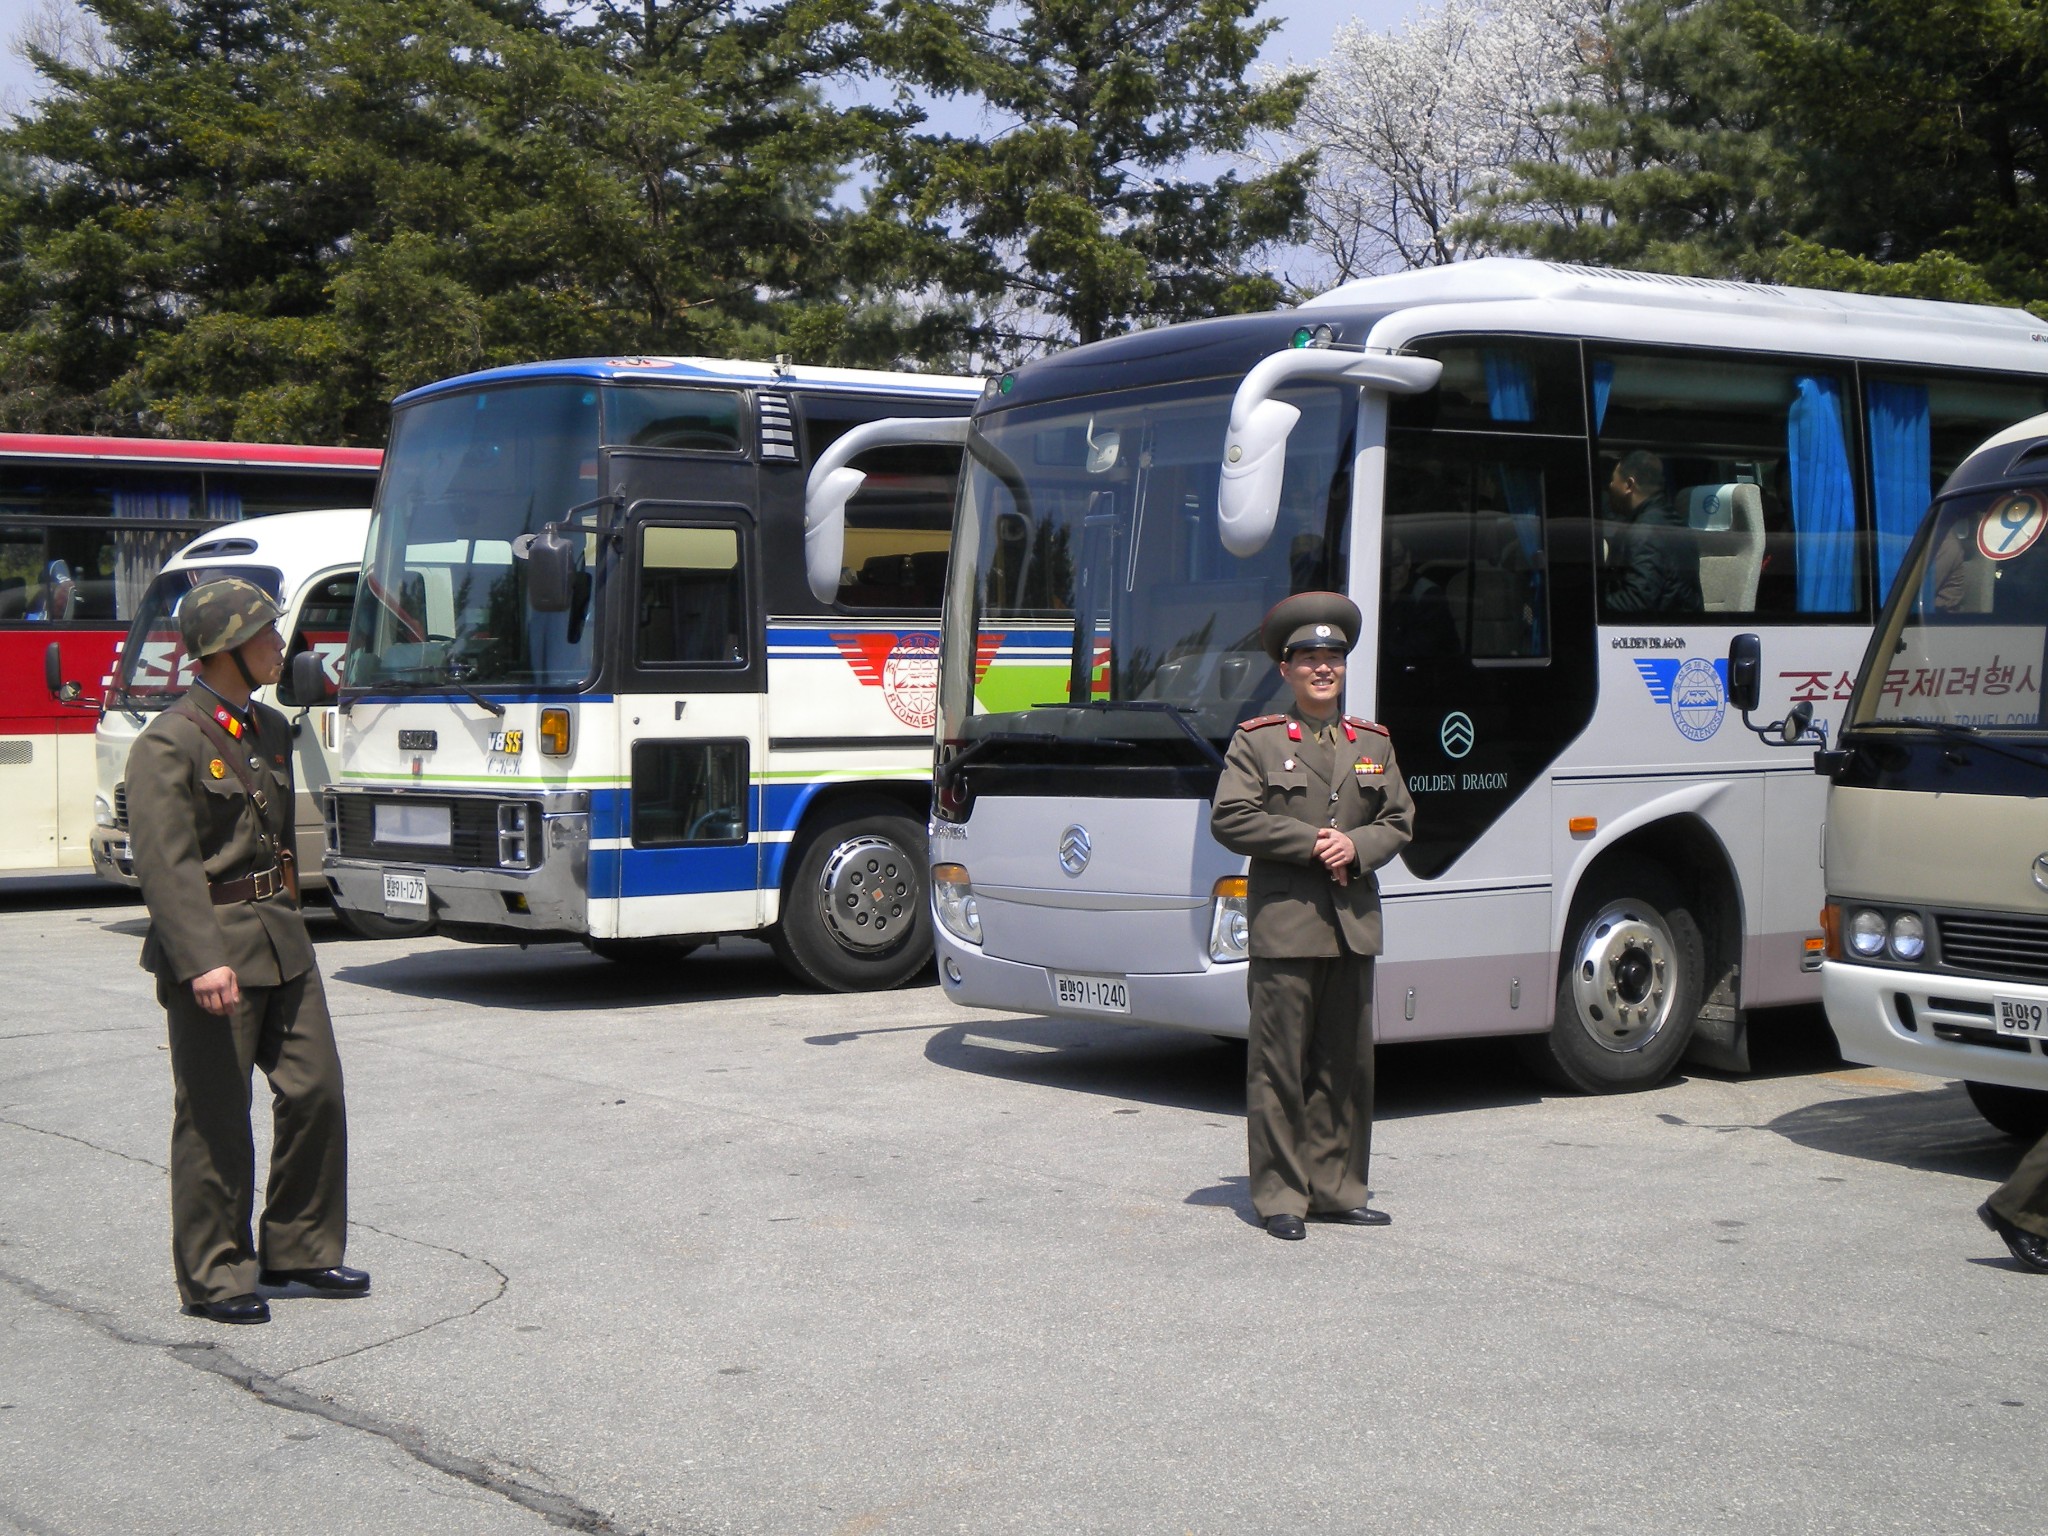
[592,844,763,899]
[396,361,981,407]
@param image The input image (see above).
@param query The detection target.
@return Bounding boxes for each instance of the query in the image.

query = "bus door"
[1372,426,1596,1032]
[606,451,766,939]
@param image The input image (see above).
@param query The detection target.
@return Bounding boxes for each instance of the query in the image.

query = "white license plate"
[1996,996,2048,1036]
[1053,972,1129,1013]
[374,802,451,847]
[382,871,428,913]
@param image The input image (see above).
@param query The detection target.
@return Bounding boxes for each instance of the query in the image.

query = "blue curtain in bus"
[1866,379,1930,596]
[1591,359,1614,433]
[205,485,244,521]
[1485,351,1546,649]
[1788,375,1856,612]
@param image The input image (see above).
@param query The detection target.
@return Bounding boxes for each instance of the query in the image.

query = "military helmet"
[179,577,281,659]
[1261,590,1361,662]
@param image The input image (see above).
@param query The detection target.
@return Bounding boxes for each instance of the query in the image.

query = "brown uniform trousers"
[127,687,348,1305]
[1989,1132,2048,1240]
[1211,709,1415,1220]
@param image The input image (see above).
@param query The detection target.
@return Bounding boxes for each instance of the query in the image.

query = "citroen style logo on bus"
[1441,712,1475,759]
[1059,824,1092,876]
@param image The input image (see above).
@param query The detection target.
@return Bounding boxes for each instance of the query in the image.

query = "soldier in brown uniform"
[1981,1144,2048,1273]
[126,577,368,1323]
[1211,592,1415,1241]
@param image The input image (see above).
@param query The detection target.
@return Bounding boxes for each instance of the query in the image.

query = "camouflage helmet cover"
[179,577,281,660]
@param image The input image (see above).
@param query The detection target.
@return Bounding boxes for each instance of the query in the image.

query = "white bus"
[81,509,430,934]
[316,357,980,988]
[850,259,2048,1090]
[1746,411,2048,1136]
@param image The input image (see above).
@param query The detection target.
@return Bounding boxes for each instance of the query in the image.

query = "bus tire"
[1964,1080,2048,1140]
[1521,866,1703,1093]
[772,803,931,992]
[330,903,433,941]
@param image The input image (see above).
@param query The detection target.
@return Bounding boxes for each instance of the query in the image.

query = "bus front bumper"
[933,931,1253,1036]
[1824,960,2048,1092]
[90,827,136,886]
[324,787,590,942]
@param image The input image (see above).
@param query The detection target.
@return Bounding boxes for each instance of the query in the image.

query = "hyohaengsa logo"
[1636,657,1728,742]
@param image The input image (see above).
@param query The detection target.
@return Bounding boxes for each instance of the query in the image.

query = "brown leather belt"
[210,866,286,904]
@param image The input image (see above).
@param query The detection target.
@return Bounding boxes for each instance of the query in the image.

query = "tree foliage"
[860,0,1313,358]
[1474,0,2048,309]
[1289,0,1614,285]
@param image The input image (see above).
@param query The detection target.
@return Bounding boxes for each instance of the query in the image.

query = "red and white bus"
[5,433,381,874]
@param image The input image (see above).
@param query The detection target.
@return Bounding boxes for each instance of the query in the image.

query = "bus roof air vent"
[182,537,259,558]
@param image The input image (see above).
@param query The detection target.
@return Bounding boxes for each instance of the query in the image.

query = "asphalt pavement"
[2,887,2044,1535]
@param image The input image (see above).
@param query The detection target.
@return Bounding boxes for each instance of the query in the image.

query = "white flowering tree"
[1286,0,1615,286]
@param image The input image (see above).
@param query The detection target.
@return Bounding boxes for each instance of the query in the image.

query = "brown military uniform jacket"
[128,686,312,987]
[1210,708,1415,958]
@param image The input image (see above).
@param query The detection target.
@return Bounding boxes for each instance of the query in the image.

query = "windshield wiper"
[1851,717,2048,770]
[343,669,507,718]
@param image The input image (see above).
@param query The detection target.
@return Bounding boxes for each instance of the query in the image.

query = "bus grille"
[334,795,508,868]
[1937,912,2048,985]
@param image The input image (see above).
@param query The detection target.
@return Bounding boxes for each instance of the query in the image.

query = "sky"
[0,1,1426,120]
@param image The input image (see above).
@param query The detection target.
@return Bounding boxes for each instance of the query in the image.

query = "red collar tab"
[210,705,245,740]
[1285,719,1302,742]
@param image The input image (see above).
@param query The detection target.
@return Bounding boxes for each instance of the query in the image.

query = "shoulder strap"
[171,696,272,816]
[1238,714,1288,731]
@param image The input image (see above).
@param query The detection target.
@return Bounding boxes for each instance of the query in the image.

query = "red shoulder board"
[1238,714,1289,731]
[1344,716,1385,734]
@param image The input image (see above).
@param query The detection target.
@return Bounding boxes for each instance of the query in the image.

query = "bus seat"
[1686,483,1763,612]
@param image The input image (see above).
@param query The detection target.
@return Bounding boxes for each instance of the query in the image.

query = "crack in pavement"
[0,1113,166,1172]
[274,1220,510,1378]
[0,1268,641,1534]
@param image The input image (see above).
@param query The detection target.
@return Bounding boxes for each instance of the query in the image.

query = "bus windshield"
[111,564,285,709]
[937,379,1352,761]
[1851,484,2048,734]
[349,383,600,690]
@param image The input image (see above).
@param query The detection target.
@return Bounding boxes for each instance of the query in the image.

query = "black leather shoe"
[259,1265,371,1296]
[182,1293,270,1325]
[1309,1205,1392,1227]
[1265,1214,1307,1241]
[1978,1202,2048,1273]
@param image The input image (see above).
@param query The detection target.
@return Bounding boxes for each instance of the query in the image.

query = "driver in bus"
[1210,591,1415,1241]
[1602,450,1702,614]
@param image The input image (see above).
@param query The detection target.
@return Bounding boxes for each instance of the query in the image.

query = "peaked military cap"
[1261,590,1362,662]
[179,576,281,659]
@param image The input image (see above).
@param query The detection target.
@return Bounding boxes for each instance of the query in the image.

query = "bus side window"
[1384,455,1549,662]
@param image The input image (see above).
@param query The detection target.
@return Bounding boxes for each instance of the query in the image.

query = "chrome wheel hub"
[817,835,914,953]
[1569,900,1676,1052]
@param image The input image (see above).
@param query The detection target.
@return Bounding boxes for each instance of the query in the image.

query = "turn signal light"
[1568,816,1597,835]
[539,708,571,756]
[1819,904,1841,959]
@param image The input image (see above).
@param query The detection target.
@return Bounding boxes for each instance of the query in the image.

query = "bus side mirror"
[524,525,576,613]
[288,648,335,707]
[803,416,972,605]
[1216,346,1443,557]
[1727,632,1762,712]
[43,640,80,703]
[1780,699,1814,745]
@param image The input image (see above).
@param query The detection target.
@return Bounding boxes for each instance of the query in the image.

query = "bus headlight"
[1209,875,1250,963]
[1888,912,1926,962]
[1848,909,1887,957]
[932,862,981,945]
[93,795,116,828]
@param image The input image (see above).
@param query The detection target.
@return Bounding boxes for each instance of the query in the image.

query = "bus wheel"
[1522,867,1703,1093]
[1965,1081,2048,1140]
[330,903,433,941]
[772,804,931,992]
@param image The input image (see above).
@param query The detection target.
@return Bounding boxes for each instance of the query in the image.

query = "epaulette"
[1238,714,1289,730]
[1345,715,1385,733]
